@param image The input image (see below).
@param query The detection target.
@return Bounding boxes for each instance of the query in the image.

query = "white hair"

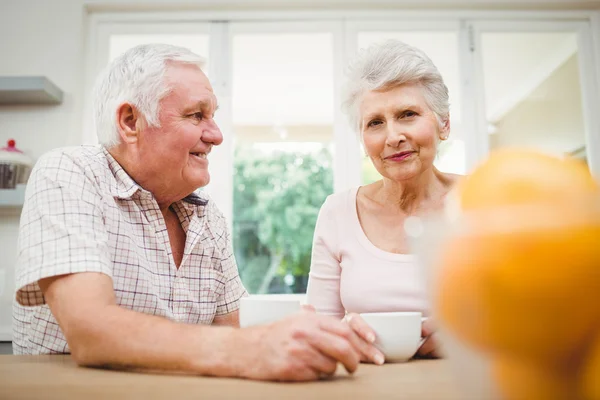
[92,43,205,148]
[342,40,449,134]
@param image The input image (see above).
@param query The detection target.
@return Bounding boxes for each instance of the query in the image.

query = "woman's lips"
[385,151,414,162]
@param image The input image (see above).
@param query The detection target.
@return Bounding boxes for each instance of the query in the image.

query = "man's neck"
[107,146,181,211]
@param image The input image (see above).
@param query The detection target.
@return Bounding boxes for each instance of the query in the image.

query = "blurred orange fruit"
[581,335,600,400]
[493,356,577,400]
[457,148,598,210]
[435,149,600,365]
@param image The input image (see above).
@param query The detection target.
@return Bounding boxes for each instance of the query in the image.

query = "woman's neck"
[377,167,444,214]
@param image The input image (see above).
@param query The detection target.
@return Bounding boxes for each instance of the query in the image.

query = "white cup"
[239,295,302,328]
[360,311,423,363]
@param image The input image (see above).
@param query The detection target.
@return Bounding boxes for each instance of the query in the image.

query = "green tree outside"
[233,146,333,294]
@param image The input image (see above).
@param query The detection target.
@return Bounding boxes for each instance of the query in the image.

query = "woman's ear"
[116,103,140,144]
[440,116,451,140]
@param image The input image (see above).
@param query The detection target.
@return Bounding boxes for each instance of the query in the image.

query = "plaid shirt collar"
[102,147,208,208]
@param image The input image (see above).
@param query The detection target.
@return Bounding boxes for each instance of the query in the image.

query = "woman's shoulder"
[323,186,359,207]
[440,172,464,189]
[319,186,360,217]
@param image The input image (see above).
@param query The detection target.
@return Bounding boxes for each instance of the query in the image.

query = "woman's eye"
[367,120,382,128]
[403,111,417,118]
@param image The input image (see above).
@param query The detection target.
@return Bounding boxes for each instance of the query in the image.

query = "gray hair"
[342,40,449,134]
[92,43,205,148]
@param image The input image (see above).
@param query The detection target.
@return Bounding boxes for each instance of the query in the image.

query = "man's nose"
[204,119,223,146]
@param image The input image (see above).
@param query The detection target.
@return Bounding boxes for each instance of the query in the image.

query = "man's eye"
[403,111,417,118]
[367,120,382,128]
[192,112,204,120]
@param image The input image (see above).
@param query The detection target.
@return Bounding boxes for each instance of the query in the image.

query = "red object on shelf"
[0,139,32,189]
[1,139,23,153]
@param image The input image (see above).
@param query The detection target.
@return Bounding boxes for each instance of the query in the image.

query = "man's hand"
[235,310,376,381]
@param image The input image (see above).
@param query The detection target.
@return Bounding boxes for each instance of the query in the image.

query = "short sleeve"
[15,150,113,306]
[207,202,248,315]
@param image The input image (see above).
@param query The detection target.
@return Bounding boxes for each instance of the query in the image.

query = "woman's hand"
[417,318,443,358]
[342,313,385,365]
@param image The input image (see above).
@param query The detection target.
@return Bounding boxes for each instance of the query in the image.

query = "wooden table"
[0,355,463,399]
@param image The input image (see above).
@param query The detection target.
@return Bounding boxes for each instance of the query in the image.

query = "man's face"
[138,62,222,197]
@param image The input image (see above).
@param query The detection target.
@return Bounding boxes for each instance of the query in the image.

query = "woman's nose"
[385,121,406,147]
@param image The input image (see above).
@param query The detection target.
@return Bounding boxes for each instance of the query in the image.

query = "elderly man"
[13,44,377,381]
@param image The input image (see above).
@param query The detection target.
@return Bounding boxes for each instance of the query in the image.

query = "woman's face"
[359,83,449,182]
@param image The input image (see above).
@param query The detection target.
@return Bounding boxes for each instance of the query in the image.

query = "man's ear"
[116,103,140,144]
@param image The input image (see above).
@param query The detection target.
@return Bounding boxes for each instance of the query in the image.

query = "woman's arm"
[306,196,345,319]
[306,197,384,365]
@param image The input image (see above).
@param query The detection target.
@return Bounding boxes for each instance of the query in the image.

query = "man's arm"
[40,271,377,381]
[212,311,239,327]
[40,272,238,375]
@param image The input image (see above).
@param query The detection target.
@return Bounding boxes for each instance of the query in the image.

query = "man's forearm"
[67,304,242,376]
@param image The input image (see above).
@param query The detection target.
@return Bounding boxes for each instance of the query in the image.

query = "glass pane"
[357,31,466,182]
[481,32,586,164]
[109,34,210,75]
[232,32,334,294]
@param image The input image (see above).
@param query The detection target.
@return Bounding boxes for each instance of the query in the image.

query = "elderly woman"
[306,40,459,364]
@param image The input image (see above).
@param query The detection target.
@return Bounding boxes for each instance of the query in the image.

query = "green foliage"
[233,146,333,294]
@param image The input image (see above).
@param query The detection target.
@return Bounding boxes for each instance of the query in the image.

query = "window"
[88,14,600,294]
[230,25,335,293]
[468,20,598,170]
[480,32,585,162]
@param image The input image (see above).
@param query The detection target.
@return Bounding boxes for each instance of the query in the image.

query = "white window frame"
[207,21,234,227]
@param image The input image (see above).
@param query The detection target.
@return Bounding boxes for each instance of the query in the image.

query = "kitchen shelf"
[0,76,63,105]
[0,185,26,207]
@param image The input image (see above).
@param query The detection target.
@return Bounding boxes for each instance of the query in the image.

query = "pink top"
[306,187,429,319]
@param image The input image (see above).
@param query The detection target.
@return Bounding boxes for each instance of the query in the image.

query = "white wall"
[0,0,87,339]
